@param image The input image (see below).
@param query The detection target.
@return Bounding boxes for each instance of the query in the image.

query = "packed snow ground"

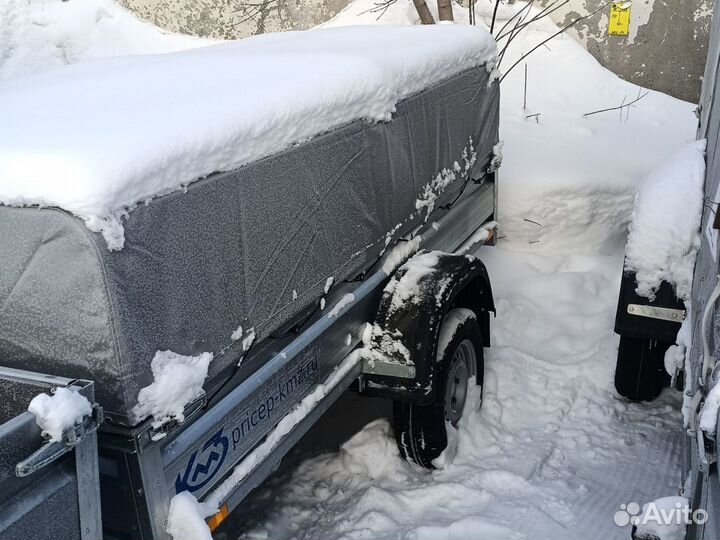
[220,1,695,539]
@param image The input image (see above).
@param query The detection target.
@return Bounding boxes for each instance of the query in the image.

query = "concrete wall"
[119,0,349,39]
[539,0,713,102]
[121,0,713,102]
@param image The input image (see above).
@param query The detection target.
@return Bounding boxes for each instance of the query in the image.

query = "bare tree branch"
[493,0,535,40]
[499,1,611,83]
[496,0,569,42]
[490,0,502,33]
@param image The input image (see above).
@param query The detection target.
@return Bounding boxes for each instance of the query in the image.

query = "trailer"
[0,25,499,539]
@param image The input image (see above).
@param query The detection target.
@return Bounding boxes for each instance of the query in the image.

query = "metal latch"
[140,394,206,450]
[627,304,685,323]
[16,403,103,477]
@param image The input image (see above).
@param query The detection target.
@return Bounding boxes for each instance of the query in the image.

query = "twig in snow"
[526,113,541,123]
[529,240,541,244]
[523,63,528,110]
[583,90,649,118]
[499,1,611,83]
[524,218,544,227]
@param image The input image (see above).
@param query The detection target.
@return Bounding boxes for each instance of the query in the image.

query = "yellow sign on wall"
[608,2,631,36]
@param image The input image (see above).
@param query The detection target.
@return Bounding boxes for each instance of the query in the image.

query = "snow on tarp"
[27,386,92,443]
[0,25,496,249]
[624,140,706,301]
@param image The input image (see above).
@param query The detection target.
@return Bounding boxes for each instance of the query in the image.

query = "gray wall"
[119,0,350,39]
[539,0,713,103]
[121,0,713,102]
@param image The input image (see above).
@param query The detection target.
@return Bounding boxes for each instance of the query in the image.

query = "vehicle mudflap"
[614,269,684,342]
[360,250,495,404]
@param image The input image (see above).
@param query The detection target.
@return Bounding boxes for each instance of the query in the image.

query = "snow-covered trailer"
[0,26,499,539]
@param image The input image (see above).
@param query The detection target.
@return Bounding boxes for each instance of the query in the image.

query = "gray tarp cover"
[0,66,499,423]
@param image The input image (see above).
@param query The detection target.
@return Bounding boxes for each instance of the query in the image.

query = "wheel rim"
[444,339,475,426]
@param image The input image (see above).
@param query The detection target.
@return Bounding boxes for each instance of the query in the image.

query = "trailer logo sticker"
[175,428,229,493]
[170,346,320,496]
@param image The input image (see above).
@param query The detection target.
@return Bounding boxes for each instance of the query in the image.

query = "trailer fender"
[362,250,495,404]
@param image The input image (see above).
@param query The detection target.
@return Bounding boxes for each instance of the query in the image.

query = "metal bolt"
[81,476,87,484]
[628,306,634,312]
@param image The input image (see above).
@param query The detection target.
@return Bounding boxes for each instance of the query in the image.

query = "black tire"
[393,310,484,468]
[614,335,671,402]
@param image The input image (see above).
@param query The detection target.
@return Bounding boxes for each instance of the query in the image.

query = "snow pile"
[634,496,691,540]
[384,251,442,314]
[328,293,356,318]
[415,140,477,219]
[230,325,244,341]
[381,235,423,275]
[436,308,476,361]
[27,386,92,443]
[132,350,213,430]
[0,0,209,82]
[432,374,482,469]
[166,491,213,540]
[364,324,412,367]
[624,141,706,301]
[699,378,720,434]
[0,24,496,249]
[456,221,497,254]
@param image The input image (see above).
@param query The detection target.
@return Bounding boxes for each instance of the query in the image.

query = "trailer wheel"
[614,336,671,402]
[393,310,484,469]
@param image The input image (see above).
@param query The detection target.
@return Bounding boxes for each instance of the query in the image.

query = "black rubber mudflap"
[614,335,671,402]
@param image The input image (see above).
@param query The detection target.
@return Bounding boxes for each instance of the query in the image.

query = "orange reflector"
[206,504,229,532]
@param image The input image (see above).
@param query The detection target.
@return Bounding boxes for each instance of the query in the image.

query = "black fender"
[362,250,495,404]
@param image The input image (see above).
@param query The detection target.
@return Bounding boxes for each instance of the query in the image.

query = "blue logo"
[175,428,229,493]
